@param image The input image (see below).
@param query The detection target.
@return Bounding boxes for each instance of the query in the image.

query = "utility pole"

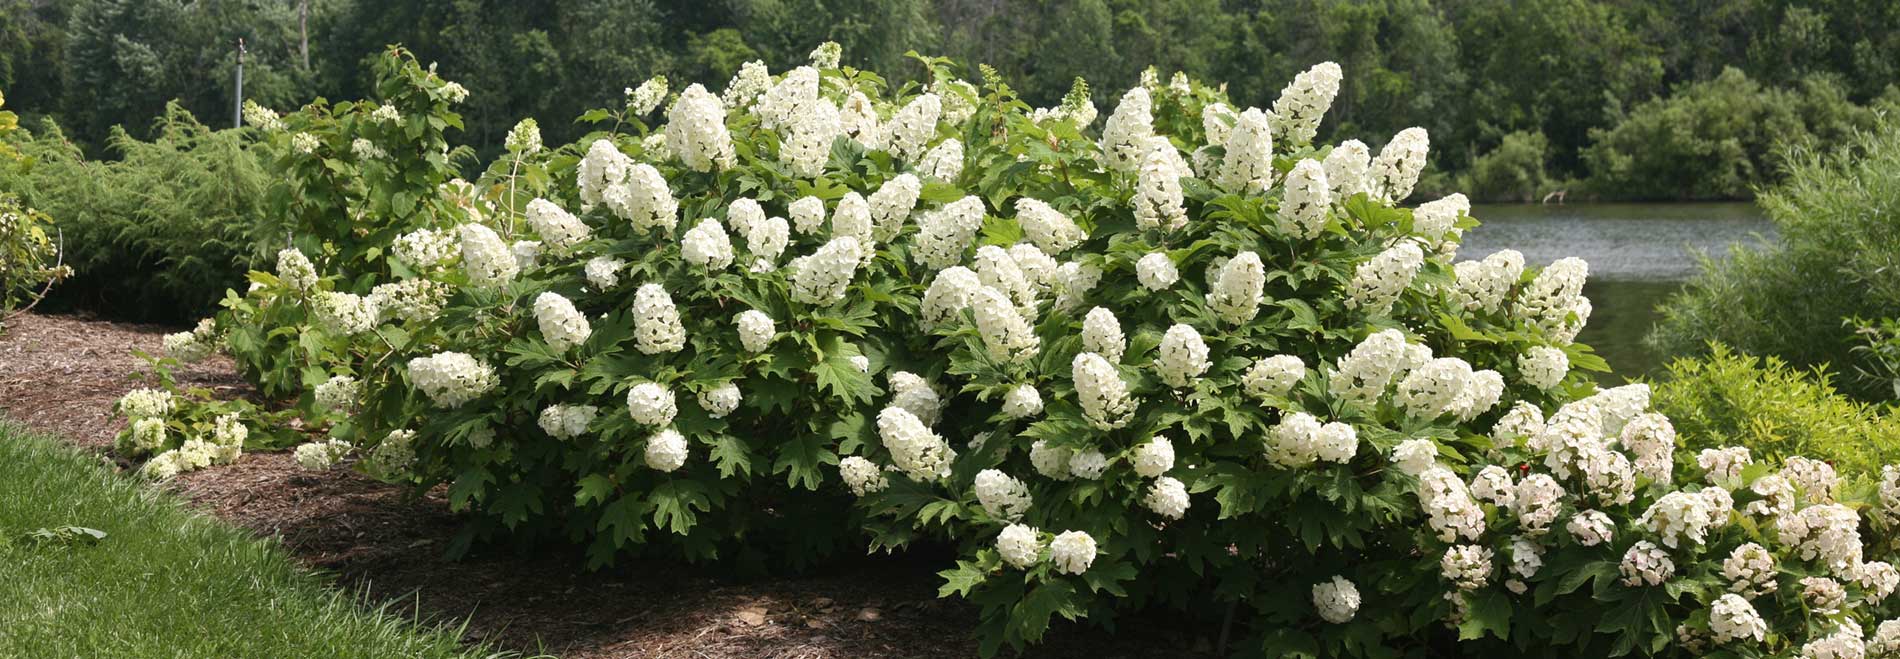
[234,38,247,128]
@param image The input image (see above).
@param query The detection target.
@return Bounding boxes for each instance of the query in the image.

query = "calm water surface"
[1459,203,1778,377]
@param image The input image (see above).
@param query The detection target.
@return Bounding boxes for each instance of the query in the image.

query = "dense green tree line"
[3,0,1898,199]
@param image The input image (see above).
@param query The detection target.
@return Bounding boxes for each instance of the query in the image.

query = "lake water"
[1459,203,1778,378]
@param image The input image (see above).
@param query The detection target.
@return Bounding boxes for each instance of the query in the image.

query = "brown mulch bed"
[0,312,1216,659]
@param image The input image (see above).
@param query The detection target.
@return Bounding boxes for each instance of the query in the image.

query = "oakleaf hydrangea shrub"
[139,45,1900,657]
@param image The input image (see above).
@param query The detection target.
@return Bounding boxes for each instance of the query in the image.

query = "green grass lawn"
[0,422,506,658]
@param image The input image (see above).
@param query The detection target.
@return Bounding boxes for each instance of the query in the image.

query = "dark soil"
[0,312,1216,658]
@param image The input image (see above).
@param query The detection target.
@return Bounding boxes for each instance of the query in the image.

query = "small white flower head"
[1873,621,1900,658]
[511,240,543,271]
[1270,412,1326,468]
[1201,102,1237,146]
[838,456,890,496]
[1620,541,1675,587]
[1054,260,1103,313]
[1513,473,1566,535]
[1858,561,1900,603]
[1802,622,1868,659]
[1699,446,1754,487]
[1451,249,1525,314]
[921,266,984,329]
[1312,576,1360,624]
[1370,127,1430,203]
[1081,307,1127,364]
[974,246,1037,312]
[1243,355,1306,401]
[1415,466,1486,543]
[1073,352,1135,429]
[1015,197,1085,256]
[439,80,469,103]
[1048,530,1097,575]
[1136,252,1178,291]
[680,218,735,270]
[125,417,167,454]
[723,60,770,109]
[840,91,884,149]
[276,247,318,293]
[1216,108,1273,193]
[619,163,680,235]
[912,196,986,270]
[1785,456,1841,505]
[458,224,517,287]
[625,382,677,427]
[162,319,217,363]
[627,76,669,116]
[1440,545,1494,590]
[1519,346,1570,390]
[780,97,843,178]
[577,139,631,211]
[1516,257,1593,344]
[1639,490,1715,549]
[1100,87,1154,173]
[1323,139,1372,201]
[668,83,735,173]
[1468,465,1517,508]
[886,93,943,164]
[877,406,954,481]
[746,216,790,271]
[242,100,283,131]
[1278,159,1333,240]
[868,174,922,241]
[293,439,354,471]
[997,524,1042,569]
[1492,401,1547,446]
[726,198,765,240]
[350,138,387,161]
[313,375,361,415]
[1067,449,1109,480]
[888,372,944,426]
[1155,324,1211,389]
[1394,357,1475,421]
[918,138,964,182]
[1390,438,1439,476]
[584,256,624,289]
[1207,251,1266,324]
[1132,436,1176,478]
[119,388,174,421]
[735,309,776,353]
[1271,61,1342,146]
[971,286,1039,364]
[1509,536,1544,580]
[1777,503,1864,572]
[291,132,319,155]
[1566,509,1615,547]
[406,352,498,408]
[632,284,686,354]
[1144,476,1191,519]
[1412,193,1470,247]
[1329,330,1412,406]
[974,469,1033,521]
[644,428,689,472]
[698,383,742,419]
[1315,422,1358,463]
[1002,385,1044,419]
[1709,593,1767,645]
[1346,241,1424,315]
[522,199,590,255]
[1722,542,1777,598]
[532,292,592,352]
[1029,440,1075,480]
[1802,576,1848,615]
[1008,244,1058,292]
[831,191,875,247]
[537,404,599,440]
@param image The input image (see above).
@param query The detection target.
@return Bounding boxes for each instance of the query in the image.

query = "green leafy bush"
[0,89,69,322]
[1648,115,1900,400]
[1,104,269,322]
[1650,344,1900,477]
[1583,68,1877,200]
[139,46,1900,657]
[1457,129,1552,202]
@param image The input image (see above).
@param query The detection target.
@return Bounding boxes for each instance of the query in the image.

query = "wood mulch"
[0,312,1213,659]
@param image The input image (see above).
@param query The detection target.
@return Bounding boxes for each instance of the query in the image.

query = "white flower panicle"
[1271,62,1342,146]
[584,256,623,289]
[886,94,942,164]
[1008,244,1058,292]
[913,196,985,270]
[1513,473,1566,534]
[918,138,964,182]
[293,439,353,471]
[1567,509,1616,546]
[1620,540,1675,587]
[458,224,517,287]
[1323,140,1372,201]
[668,84,736,174]
[1785,456,1840,504]
[781,97,843,178]
[1516,257,1592,344]
[118,388,175,420]
[1723,542,1777,598]
[1415,466,1485,542]
[532,292,592,352]
[512,240,543,270]
[538,404,598,440]
[624,163,680,234]
[789,237,864,306]
[1371,127,1430,203]
[644,429,689,472]
[1002,385,1044,419]
[698,383,743,419]
[680,219,735,270]
[1073,352,1136,430]
[1049,530,1097,575]
[1328,330,1411,405]
[831,192,874,250]
[997,524,1042,569]
[1208,251,1266,324]
[1413,193,1469,244]
[839,456,890,496]
[625,382,677,427]
[1132,436,1176,478]
[1777,503,1863,571]
[722,60,770,109]
[392,228,458,272]
[1470,466,1516,508]
[1202,103,1237,146]
[163,318,218,363]
[1030,440,1075,480]
[313,375,361,414]
[1699,446,1754,487]
[1441,545,1494,590]
[1312,576,1361,624]
[1346,241,1424,315]
[746,216,790,271]
[1100,88,1155,173]
[972,286,1039,364]
[1133,141,1188,231]
[1216,108,1273,193]
[840,91,884,149]
[1136,252,1178,291]
[277,248,318,293]
[973,245,1036,311]
[1639,490,1716,549]
[1081,307,1127,364]
[627,76,668,115]
[1145,476,1191,519]
[1803,576,1848,615]
[868,174,922,241]
[1278,159,1332,239]
[578,139,632,210]
[1451,249,1525,313]
[1518,346,1570,390]
[1243,355,1306,400]
[1155,324,1211,388]
[921,266,983,329]
[877,406,954,481]
[632,284,686,354]
[974,469,1033,521]
[1394,357,1474,420]
[1016,198,1085,255]
[888,372,944,427]
[407,352,498,408]
[1858,561,1900,602]
[523,198,590,255]
[755,66,819,132]
[1710,593,1767,645]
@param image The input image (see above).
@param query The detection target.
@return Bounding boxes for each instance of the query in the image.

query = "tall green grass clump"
[1650,344,1900,477]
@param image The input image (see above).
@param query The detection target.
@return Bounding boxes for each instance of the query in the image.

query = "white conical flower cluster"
[1323,139,1371,201]
[877,406,953,481]
[868,174,921,241]
[392,228,457,272]
[625,382,677,426]
[314,291,378,336]
[632,284,686,354]
[1345,241,1424,315]
[781,96,842,178]
[974,469,1033,521]
[1328,329,1414,405]
[1208,251,1266,324]
[276,247,319,293]
[918,138,963,182]
[838,456,889,496]
[584,256,622,289]
[1516,257,1592,344]
[1155,324,1210,388]
[888,372,944,426]
[1216,108,1273,193]
[722,60,769,109]
[1133,141,1188,231]
[972,287,1039,364]
[407,352,498,408]
[537,404,598,440]
[1136,252,1177,291]
[997,524,1041,569]
[1073,352,1135,430]
[525,198,590,255]
[1144,476,1191,519]
[1015,198,1084,255]
[698,383,742,418]
[644,428,689,472]
[1312,576,1360,624]
[1081,307,1126,364]
[1100,88,1154,173]
[735,310,776,353]
[533,292,592,352]
[1451,249,1525,313]
[913,196,985,270]
[886,93,942,164]
[790,237,862,305]
[1243,355,1306,400]
[921,266,983,329]
[1278,159,1332,239]
[680,219,734,270]
[1371,127,1430,203]
[1270,61,1342,146]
